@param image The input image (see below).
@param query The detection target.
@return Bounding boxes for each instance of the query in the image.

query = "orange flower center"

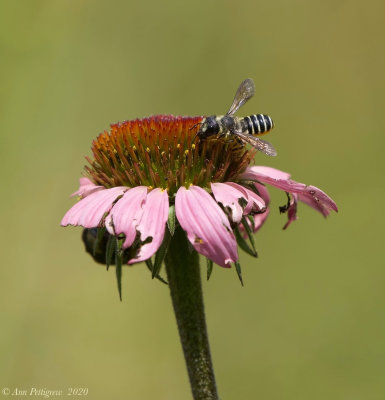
[85,115,255,195]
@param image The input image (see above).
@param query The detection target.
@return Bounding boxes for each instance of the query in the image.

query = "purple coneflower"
[61,114,337,400]
[62,115,336,272]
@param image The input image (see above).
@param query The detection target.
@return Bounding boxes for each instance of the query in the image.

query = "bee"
[196,78,277,156]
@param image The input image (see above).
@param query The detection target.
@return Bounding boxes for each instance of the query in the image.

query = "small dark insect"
[196,78,277,156]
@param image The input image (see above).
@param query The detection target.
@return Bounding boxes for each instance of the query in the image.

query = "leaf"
[115,238,124,301]
[105,235,116,271]
[145,258,154,272]
[234,227,258,258]
[167,205,176,236]
[153,229,171,279]
[234,261,244,286]
[241,216,258,256]
[206,258,213,281]
[145,258,168,285]
[244,182,262,195]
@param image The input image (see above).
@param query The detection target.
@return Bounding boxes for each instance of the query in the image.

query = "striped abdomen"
[243,114,274,136]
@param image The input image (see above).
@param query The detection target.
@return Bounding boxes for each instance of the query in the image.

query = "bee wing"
[226,78,255,116]
[234,131,277,156]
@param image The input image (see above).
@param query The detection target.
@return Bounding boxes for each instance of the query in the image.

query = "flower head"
[61,115,337,286]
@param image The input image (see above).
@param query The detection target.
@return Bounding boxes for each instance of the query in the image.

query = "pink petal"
[211,182,246,223]
[252,208,270,232]
[175,185,238,268]
[241,187,266,215]
[61,187,126,228]
[223,182,266,216]
[241,183,271,233]
[128,188,169,264]
[282,193,298,230]
[105,186,148,248]
[269,181,337,217]
[71,177,104,198]
[240,166,291,182]
[240,166,338,218]
[254,182,270,205]
[297,186,338,216]
[211,182,265,223]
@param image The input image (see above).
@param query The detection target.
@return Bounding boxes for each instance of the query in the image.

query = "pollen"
[85,115,255,195]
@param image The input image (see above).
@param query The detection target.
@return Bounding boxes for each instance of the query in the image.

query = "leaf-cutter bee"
[196,78,277,156]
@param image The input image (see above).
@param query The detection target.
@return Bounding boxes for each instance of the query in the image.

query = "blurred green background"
[1,1,384,399]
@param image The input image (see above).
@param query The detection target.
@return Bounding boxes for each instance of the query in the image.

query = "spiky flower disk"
[85,115,256,195]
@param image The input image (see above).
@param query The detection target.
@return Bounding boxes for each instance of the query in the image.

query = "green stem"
[165,227,219,400]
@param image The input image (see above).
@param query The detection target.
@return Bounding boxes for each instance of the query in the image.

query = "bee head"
[199,116,219,137]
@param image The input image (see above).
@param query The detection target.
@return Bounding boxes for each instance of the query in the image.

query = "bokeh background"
[1,1,384,399]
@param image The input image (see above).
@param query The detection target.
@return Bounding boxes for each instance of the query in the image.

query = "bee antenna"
[192,131,199,144]
[189,122,201,131]
[189,122,201,145]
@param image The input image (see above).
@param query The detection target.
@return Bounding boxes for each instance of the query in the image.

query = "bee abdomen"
[244,114,274,136]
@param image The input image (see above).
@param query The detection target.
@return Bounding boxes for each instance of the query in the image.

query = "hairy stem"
[165,227,219,400]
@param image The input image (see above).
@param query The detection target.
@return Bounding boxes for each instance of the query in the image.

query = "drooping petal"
[241,187,266,215]
[105,186,148,248]
[211,183,246,223]
[71,177,104,198]
[270,181,337,217]
[254,182,270,205]
[211,182,265,223]
[128,188,169,264]
[175,185,238,268]
[296,186,338,216]
[244,182,271,233]
[282,193,298,230]
[240,166,291,182]
[239,183,271,236]
[61,187,126,228]
[252,208,270,232]
[224,182,266,216]
[240,166,338,218]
